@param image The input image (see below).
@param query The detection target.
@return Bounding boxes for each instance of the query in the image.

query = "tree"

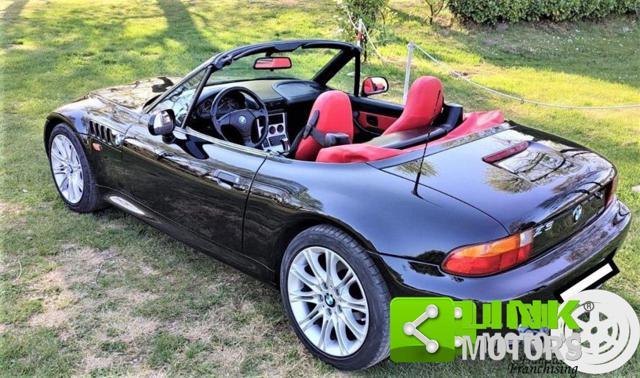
[423,0,448,25]
[338,0,389,61]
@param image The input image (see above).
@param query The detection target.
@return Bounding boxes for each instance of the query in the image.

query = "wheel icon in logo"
[552,289,639,374]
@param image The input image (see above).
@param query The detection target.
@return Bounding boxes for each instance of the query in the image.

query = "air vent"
[267,100,286,110]
[89,120,115,145]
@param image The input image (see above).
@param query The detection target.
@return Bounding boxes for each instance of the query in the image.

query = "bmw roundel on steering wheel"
[210,86,269,148]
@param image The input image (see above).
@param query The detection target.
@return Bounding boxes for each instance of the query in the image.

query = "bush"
[448,0,640,24]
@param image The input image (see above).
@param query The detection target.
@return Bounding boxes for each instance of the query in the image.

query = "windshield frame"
[145,40,361,114]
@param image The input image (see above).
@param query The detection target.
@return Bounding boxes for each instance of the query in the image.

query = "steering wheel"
[210,87,269,148]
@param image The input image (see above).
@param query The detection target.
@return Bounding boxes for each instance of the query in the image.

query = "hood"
[385,125,615,241]
[89,76,180,109]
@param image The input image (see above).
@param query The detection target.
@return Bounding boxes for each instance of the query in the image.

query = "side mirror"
[361,76,389,97]
[148,109,176,136]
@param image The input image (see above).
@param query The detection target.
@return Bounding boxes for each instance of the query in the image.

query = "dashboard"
[193,79,325,153]
[196,91,246,119]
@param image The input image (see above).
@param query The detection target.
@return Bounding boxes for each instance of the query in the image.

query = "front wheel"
[47,123,103,213]
[280,225,391,370]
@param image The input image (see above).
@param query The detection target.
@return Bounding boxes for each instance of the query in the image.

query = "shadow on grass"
[156,0,218,58]
[1,0,223,106]
[1,0,28,23]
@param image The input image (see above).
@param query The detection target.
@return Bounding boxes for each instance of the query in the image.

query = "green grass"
[0,328,78,376]
[1,0,639,376]
[149,332,187,367]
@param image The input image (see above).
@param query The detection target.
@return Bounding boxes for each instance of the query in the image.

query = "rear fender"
[245,158,508,272]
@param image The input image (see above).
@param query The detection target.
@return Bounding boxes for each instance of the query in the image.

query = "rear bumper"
[375,200,631,302]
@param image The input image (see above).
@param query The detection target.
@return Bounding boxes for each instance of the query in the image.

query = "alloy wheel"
[287,246,369,357]
[50,134,84,204]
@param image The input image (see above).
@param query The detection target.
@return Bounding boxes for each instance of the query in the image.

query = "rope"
[339,4,640,110]
[411,43,640,110]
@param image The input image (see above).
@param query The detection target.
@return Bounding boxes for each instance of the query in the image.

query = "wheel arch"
[44,109,92,154]
[271,214,375,286]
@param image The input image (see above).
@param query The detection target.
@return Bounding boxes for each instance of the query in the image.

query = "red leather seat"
[295,91,354,161]
[383,76,444,135]
[316,144,404,164]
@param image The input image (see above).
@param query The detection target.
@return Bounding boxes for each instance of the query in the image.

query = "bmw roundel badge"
[573,205,583,223]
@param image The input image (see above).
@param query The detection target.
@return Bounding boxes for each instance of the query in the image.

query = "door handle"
[212,169,241,188]
[365,114,379,127]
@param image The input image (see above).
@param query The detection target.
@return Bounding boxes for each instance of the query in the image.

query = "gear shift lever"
[281,137,290,152]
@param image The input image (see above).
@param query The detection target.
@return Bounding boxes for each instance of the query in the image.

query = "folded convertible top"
[316,110,505,163]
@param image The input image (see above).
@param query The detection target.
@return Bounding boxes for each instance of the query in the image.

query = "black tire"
[47,123,104,213]
[280,224,391,370]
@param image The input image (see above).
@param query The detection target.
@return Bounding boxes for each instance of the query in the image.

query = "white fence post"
[403,42,414,105]
[356,18,365,48]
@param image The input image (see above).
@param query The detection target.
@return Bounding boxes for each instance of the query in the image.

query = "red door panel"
[357,111,398,131]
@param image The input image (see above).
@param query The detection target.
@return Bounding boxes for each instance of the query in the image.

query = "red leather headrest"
[295,91,354,161]
[383,76,444,135]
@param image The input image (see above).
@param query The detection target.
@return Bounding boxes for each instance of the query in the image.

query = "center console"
[258,112,289,153]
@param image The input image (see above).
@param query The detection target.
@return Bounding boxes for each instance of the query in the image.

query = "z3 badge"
[535,220,554,237]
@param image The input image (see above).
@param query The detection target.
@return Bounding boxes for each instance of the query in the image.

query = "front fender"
[43,97,102,152]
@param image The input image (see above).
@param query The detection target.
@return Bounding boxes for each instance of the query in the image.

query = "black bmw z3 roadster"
[44,39,631,369]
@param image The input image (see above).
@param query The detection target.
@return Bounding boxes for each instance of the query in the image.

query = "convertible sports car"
[44,40,630,369]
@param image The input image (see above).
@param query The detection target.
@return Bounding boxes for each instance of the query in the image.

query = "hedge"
[448,0,640,24]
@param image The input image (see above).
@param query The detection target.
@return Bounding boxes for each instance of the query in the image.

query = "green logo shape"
[390,297,476,363]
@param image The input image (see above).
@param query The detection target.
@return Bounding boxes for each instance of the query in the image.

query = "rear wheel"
[280,225,390,370]
[47,124,103,213]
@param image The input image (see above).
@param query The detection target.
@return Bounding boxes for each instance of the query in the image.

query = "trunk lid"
[384,125,615,254]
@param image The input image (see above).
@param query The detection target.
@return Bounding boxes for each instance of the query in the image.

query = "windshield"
[207,47,343,84]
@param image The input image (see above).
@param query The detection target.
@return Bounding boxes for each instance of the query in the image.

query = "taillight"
[442,230,534,276]
[606,175,618,207]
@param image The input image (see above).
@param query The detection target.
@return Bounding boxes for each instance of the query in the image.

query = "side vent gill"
[89,120,116,145]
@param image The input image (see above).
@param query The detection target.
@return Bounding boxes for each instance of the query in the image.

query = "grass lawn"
[1,0,639,376]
